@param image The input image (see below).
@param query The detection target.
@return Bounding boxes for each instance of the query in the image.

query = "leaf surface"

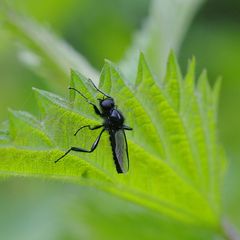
[0,53,225,229]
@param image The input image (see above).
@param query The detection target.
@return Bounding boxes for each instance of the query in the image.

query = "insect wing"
[111,129,129,173]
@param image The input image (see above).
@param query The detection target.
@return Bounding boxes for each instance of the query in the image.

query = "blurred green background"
[0,0,240,239]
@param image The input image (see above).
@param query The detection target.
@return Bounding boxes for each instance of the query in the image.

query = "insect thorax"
[104,109,124,129]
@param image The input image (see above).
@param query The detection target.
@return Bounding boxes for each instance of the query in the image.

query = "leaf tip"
[198,69,208,85]
[104,59,122,79]
[165,50,181,80]
[99,69,111,94]
[188,56,196,70]
[138,51,148,68]
[139,51,145,61]
[104,58,112,66]
[185,56,196,83]
[32,86,41,94]
[135,51,151,86]
[168,49,177,64]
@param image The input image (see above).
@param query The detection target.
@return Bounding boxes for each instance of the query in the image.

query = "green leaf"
[0,53,226,231]
[69,69,101,120]
[120,0,206,80]
[99,59,165,158]
[0,180,218,240]
[0,7,99,91]
[8,110,53,148]
[164,51,182,111]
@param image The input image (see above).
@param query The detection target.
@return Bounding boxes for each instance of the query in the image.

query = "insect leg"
[55,129,105,163]
[74,124,103,136]
[88,78,111,98]
[69,87,102,116]
[54,148,72,163]
[72,128,105,153]
[123,125,133,131]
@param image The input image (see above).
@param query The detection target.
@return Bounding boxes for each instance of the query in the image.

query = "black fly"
[55,80,132,174]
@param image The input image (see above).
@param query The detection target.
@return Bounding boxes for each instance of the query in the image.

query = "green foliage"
[1,7,99,92]
[1,0,205,90]
[0,52,225,231]
[120,0,205,80]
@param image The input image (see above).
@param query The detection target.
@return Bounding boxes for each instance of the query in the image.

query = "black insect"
[55,80,132,174]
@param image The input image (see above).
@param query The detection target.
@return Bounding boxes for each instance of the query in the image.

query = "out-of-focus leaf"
[0,8,99,90]
[120,0,205,81]
[0,179,219,240]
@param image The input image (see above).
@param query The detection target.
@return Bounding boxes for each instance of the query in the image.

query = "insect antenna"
[69,87,94,105]
[88,78,111,98]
